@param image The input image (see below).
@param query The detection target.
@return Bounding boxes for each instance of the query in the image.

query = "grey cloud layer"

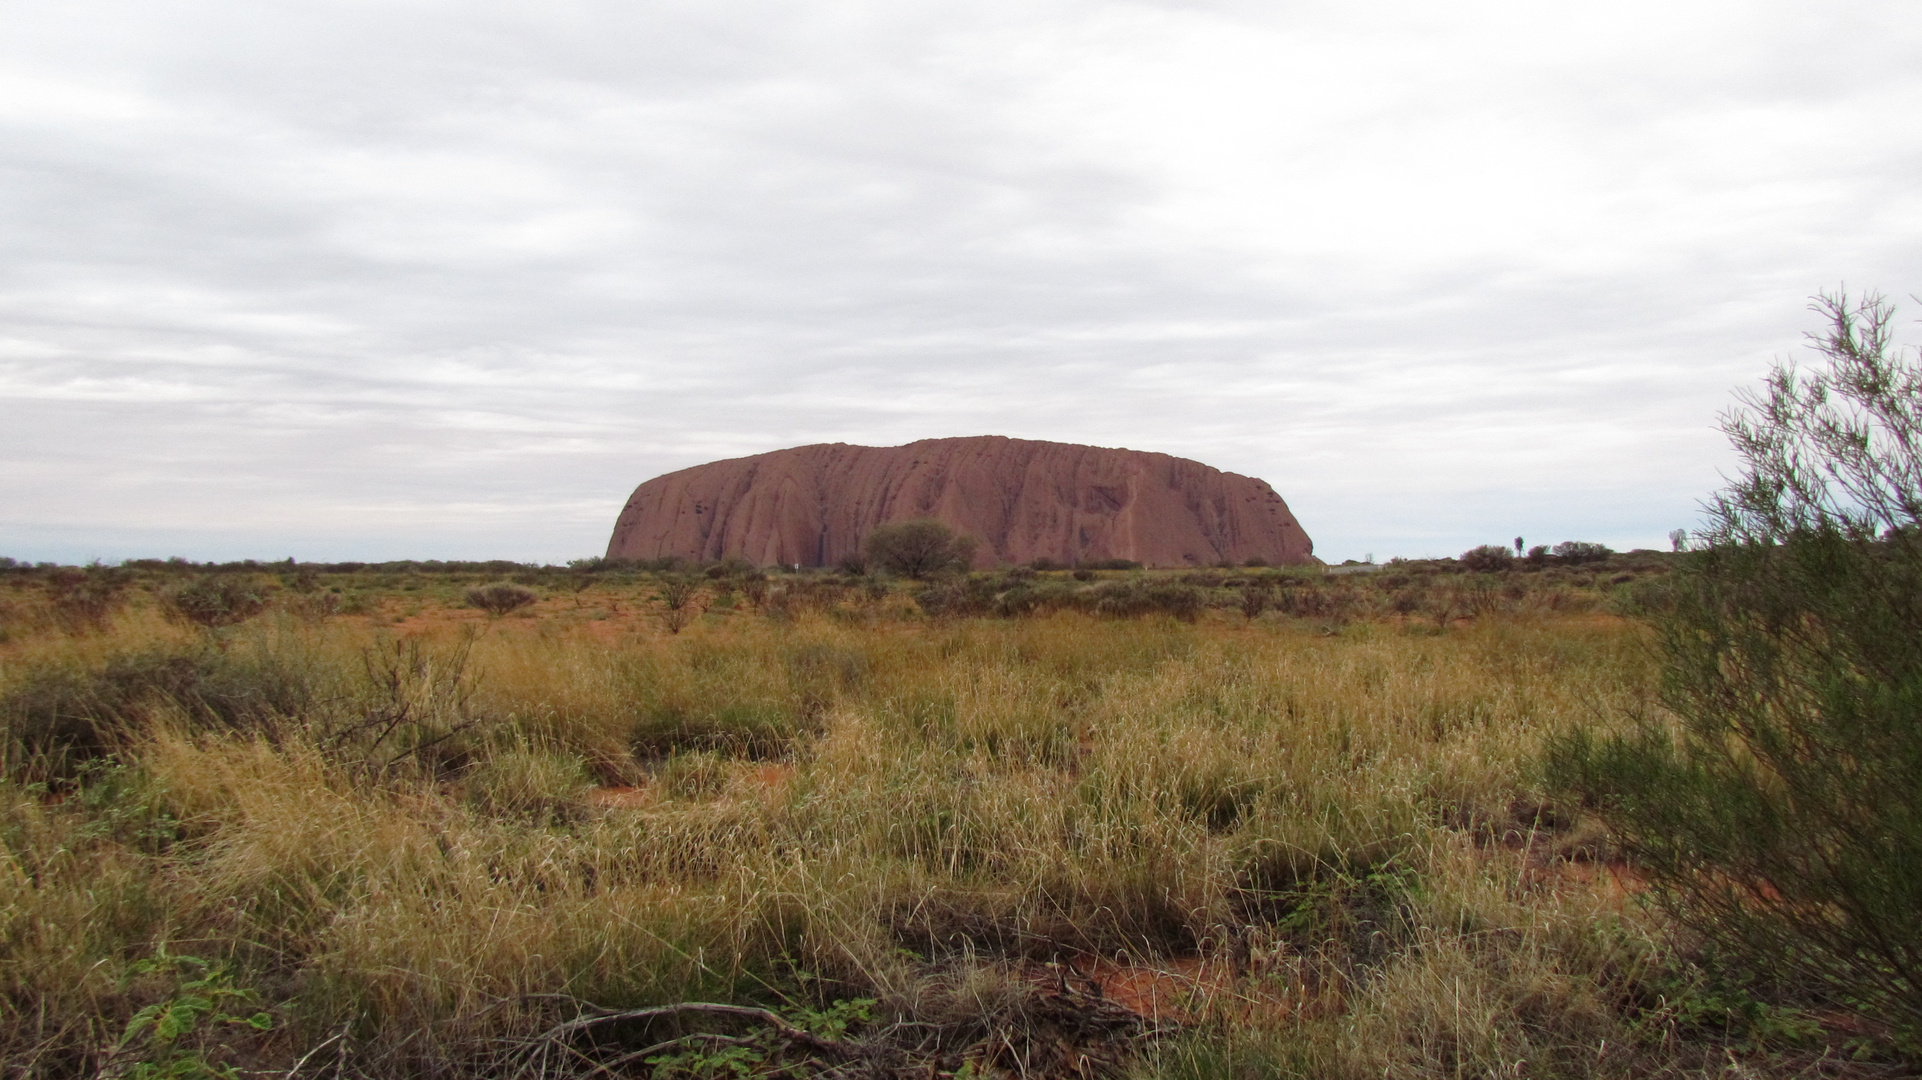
[3,0,1919,561]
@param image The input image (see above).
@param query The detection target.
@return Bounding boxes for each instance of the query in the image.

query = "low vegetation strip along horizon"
[0,550,1884,1077]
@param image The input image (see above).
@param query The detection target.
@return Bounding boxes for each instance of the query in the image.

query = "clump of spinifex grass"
[0,569,1841,1078]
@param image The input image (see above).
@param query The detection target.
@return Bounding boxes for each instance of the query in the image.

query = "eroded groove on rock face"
[606,436,1315,568]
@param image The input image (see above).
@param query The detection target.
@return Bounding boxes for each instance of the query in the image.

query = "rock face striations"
[606,436,1314,569]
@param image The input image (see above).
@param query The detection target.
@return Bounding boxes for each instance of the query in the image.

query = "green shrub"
[47,566,133,632]
[1546,290,1922,1051]
[1087,580,1205,622]
[1458,544,1515,572]
[630,702,792,760]
[1237,581,1272,621]
[160,576,271,629]
[912,577,991,619]
[465,582,537,616]
[463,744,591,823]
[863,519,977,578]
[1550,540,1612,564]
[0,647,317,782]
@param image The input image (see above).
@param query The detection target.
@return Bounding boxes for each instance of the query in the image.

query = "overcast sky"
[3,1,1919,564]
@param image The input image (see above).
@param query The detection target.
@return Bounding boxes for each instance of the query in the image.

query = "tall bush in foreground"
[1547,290,1922,1049]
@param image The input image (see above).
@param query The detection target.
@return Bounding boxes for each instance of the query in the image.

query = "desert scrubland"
[3,553,1892,1079]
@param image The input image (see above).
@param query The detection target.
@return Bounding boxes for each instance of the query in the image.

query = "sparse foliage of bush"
[1088,580,1205,622]
[284,591,342,622]
[466,582,537,617]
[161,575,271,630]
[1548,289,1922,1050]
[704,555,755,580]
[1237,581,1272,621]
[741,575,770,608]
[47,566,132,632]
[1458,544,1515,572]
[862,519,977,579]
[1,645,318,781]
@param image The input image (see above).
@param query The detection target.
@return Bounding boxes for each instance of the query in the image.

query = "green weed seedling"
[642,999,874,1078]
[791,997,875,1041]
[645,1041,766,1079]
[111,949,272,1080]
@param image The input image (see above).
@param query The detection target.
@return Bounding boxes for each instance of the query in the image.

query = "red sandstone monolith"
[605,436,1314,568]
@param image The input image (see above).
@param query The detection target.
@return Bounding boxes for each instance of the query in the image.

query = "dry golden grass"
[0,568,1848,1078]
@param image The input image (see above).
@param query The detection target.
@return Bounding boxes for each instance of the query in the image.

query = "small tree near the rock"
[657,577,702,611]
[1237,581,1272,622]
[863,520,977,579]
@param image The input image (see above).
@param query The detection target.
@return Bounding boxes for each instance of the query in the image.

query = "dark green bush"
[655,577,702,611]
[1087,580,1205,622]
[1546,290,1922,1052]
[1458,544,1515,572]
[1237,582,1271,621]
[1,648,317,782]
[160,576,272,629]
[630,702,793,760]
[46,566,132,632]
[465,582,537,616]
[1551,540,1612,564]
[912,577,996,619]
[863,520,977,579]
[992,580,1081,618]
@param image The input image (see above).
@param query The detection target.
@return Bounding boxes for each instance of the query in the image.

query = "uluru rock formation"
[606,436,1314,569]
